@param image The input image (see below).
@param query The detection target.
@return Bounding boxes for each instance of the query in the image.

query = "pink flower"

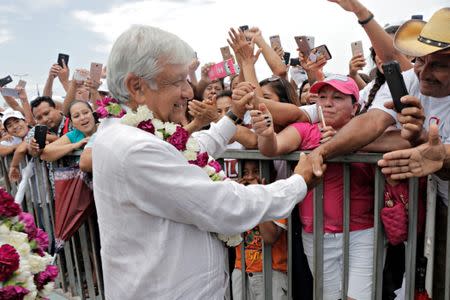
[167,126,189,151]
[34,265,59,290]
[208,160,222,173]
[189,152,209,168]
[0,244,20,282]
[96,106,109,118]
[0,286,29,300]
[19,212,37,240]
[0,188,20,218]
[137,120,155,134]
[35,228,49,253]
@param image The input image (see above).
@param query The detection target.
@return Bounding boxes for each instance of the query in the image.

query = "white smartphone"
[351,41,364,57]
[73,69,90,82]
[1,88,19,98]
[306,36,315,49]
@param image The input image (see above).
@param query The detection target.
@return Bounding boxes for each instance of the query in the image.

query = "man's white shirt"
[92,116,308,299]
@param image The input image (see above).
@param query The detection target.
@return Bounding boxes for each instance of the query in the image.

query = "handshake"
[231,82,327,189]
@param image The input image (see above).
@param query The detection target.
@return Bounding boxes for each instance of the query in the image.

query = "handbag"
[381,191,408,245]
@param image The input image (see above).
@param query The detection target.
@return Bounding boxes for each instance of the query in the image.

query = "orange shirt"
[234,219,287,273]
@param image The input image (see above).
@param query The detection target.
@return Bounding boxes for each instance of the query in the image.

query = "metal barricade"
[219,149,448,300]
[0,155,103,300]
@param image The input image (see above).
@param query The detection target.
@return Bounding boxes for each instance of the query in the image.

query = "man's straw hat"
[394,7,450,57]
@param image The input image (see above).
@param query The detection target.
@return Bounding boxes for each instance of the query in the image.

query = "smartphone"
[18,80,27,88]
[290,58,300,67]
[239,25,249,32]
[220,46,233,61]
[73,69,90,82]
[309,44,332,62]
[269,35,282,49]
[351,41,364,57]
[306,36,315,49]
[0,75,13,87]
[57,53,69,68]
[90,62,103,83]
[382,61,411,113]
[34,125,48,149]
[411,15,423,20]
[283,52,291,65]
[294,36,311,56]
[0,88,19,98]
[208,59,238,81]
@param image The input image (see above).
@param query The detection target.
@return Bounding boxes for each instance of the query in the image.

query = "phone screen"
[57,53,69,68]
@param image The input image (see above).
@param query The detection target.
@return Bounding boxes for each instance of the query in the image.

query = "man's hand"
[384,95,425,144]
[378,124,445,179]
[58,59,70,84]
[250,104,274,137]
[27,137,43,157]
[200,63,214,83]
[231,81,255,119]
[8,166,20,183]
[294,152,326,189]
[245,27,264,45]
[49,64,62,79]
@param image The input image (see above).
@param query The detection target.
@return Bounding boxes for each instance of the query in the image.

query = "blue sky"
[0,0,447,105]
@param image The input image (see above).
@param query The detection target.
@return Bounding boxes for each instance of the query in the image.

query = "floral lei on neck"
[120,105,242,247]
[96,97,127,119]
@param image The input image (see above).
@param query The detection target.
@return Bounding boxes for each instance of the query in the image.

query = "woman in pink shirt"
[251,75,375,300]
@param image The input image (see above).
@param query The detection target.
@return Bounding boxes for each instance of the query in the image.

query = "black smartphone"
[34,125,48,149]
[239,25,249,32]
[382,61,411,113]
[57,53,69,68]
[290,58,300,67]
[0,75,13,87]
[283,52,291,65]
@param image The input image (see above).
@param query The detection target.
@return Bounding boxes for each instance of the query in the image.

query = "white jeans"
[302,228,374,300]
[231,268,287,300]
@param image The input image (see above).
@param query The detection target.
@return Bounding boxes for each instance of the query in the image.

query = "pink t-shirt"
[290,122,375,233]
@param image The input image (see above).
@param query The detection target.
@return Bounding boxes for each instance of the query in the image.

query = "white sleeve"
[192,116,237,157]
[368,82,398,122]
[299,104,318,123]
[123,140,308,235]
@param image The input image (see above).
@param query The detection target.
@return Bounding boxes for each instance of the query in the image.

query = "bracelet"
[358,12,374,26]
[225,110,243,125]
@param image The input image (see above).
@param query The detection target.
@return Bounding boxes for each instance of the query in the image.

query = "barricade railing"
[218,149,450,300]
[1,149,448,300]
[1,154,103,300]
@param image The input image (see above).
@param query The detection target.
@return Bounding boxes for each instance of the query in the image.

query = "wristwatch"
[225,110,243,125]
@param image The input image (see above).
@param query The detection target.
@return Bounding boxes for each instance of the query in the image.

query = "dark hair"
[216,90,232,99]
[67,100,98,123]
[360,48,386,114]
[260,76,300,106]
[30,96,56,110]
[299,79,310,95]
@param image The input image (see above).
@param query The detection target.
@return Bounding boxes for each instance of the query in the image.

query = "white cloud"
[0,29,12,44]
[72,0,447,80]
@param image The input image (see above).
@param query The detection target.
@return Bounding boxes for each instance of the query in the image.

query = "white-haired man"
[92,25,324,299]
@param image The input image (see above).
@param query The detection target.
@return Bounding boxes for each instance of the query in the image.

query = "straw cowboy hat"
[394,7,450,57]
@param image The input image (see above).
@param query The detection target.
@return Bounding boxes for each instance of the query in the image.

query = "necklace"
[121,105,242,247]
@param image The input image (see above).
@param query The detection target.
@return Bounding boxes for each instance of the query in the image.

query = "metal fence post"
[405,177,419,299]
[313,180,324,299]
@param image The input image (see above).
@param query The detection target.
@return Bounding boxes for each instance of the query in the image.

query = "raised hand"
[188,98,218,127]
[58,59,70,84]
[378,124,446,180]
[250,103,274,137]
[384,95,425,143]
[349,53,366,77]
[231,81,255,119]
[228,28,262,65]
[49,64,62,78]
[200,63,215,83]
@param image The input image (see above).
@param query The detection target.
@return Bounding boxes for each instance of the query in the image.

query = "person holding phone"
[40,100,97,162]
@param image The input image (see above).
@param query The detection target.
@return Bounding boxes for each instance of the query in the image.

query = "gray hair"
[107,25,195,104]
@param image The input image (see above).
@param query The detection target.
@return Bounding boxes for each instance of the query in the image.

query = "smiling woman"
[40,101,97,162]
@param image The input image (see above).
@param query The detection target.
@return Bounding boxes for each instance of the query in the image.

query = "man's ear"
[125,73,144,105]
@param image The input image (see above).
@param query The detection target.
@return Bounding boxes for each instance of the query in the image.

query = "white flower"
[39,282,55,297]
[186,138,200,152]
[216,233,243,247]
[164,122,177,135]
[4,231,28,250]
[136,105,153,122]
[28,253,52,274]
[205,165,216,176]
[152,119,164,130]
[121,113,139,127]
[183,150,197,161]
[154,130,164,139]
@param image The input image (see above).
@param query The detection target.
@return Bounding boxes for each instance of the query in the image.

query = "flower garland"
[0,188,58,300]
[121,105,242,247]
[96,97,126,119]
